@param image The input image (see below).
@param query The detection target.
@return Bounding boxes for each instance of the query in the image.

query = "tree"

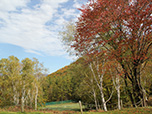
[70,59,100,110]
[33,58,48,110]
[59,20,76,56]
[0,56,47,111]
[109,61,123,110]
[0,56,21,106]
[88,54,114,111]
[21,58,35,112]
[60,22,110,110]
[60,20,113,111]
[73,0,152,107]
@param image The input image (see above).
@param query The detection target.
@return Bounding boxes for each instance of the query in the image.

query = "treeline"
[44,57,152,110]
[0,56,152,111]
[0,56,47,112]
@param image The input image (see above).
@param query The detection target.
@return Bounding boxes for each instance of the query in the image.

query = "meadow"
[0,103,152,114]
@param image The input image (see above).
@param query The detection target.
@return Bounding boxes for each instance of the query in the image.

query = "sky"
[0,0,88,74]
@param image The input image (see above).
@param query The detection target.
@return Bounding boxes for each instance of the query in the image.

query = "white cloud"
[25,49,42,56]
[0,0,29,12]
[0,0,86,58]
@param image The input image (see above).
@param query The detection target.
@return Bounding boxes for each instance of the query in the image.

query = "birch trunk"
[16,92,19,105]
[29,90,34,108]
[13,92,19,106]
[111,66,121,110]
[12,82,19,106]
[142,87,148,106]
[35,84,38,110]
[25,89,31,107]
[116,76,121,110]
[92,87,98,110]
[100,77,107,111]
[89,61,108,111]
[117,87,121,110]
[21,84,26,112]
[112,76,121,110]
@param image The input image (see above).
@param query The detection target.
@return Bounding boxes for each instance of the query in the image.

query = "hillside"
[48,65,70,77]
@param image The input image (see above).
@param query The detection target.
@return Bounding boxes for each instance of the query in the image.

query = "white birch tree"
[89,57,113,111]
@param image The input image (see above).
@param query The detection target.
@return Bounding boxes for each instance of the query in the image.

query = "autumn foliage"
[73,0,152,107]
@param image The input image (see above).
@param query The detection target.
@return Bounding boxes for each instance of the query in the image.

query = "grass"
[39,102,83,111]
[84,107,152,114]
[0,104,152,114]
[0,112,51,114]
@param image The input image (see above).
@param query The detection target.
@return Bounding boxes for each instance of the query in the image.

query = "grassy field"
[0,107,152,114]
[39,102,83,111]
[84,107,152,114]
[0,103,152,114]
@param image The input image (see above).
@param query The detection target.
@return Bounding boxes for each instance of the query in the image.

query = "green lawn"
[0,105,152,114]
[39,102,83,111]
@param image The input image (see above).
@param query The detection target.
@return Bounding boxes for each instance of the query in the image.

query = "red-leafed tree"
[73,0,152,107]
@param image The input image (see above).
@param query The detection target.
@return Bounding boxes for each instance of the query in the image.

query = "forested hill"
[48,65,70,78]
[47,58,84,78]
[46,58,86,102]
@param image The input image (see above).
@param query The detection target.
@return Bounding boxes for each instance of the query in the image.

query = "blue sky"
[0,0,88,74]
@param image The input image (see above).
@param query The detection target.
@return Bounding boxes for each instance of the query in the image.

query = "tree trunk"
[21,84,26,112]
[92,88,98,110]
[132,67,144,107]
[121,62,145,107]
[142,87,148,106]
[89,62,108,111]
[21,98,25,112]
[35,84,38,110]
[29,90,34,108]
[112,76,121,110]
[120,62,144,107]
[117,88,121,110]
[100,77,107,111]
[111,64,121,110]
[16,92,19,105]
[113,75,121,110]
[124,74,136,107]
[12,83,19,106]
[13,92,19,106]
[100,88,107,111]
